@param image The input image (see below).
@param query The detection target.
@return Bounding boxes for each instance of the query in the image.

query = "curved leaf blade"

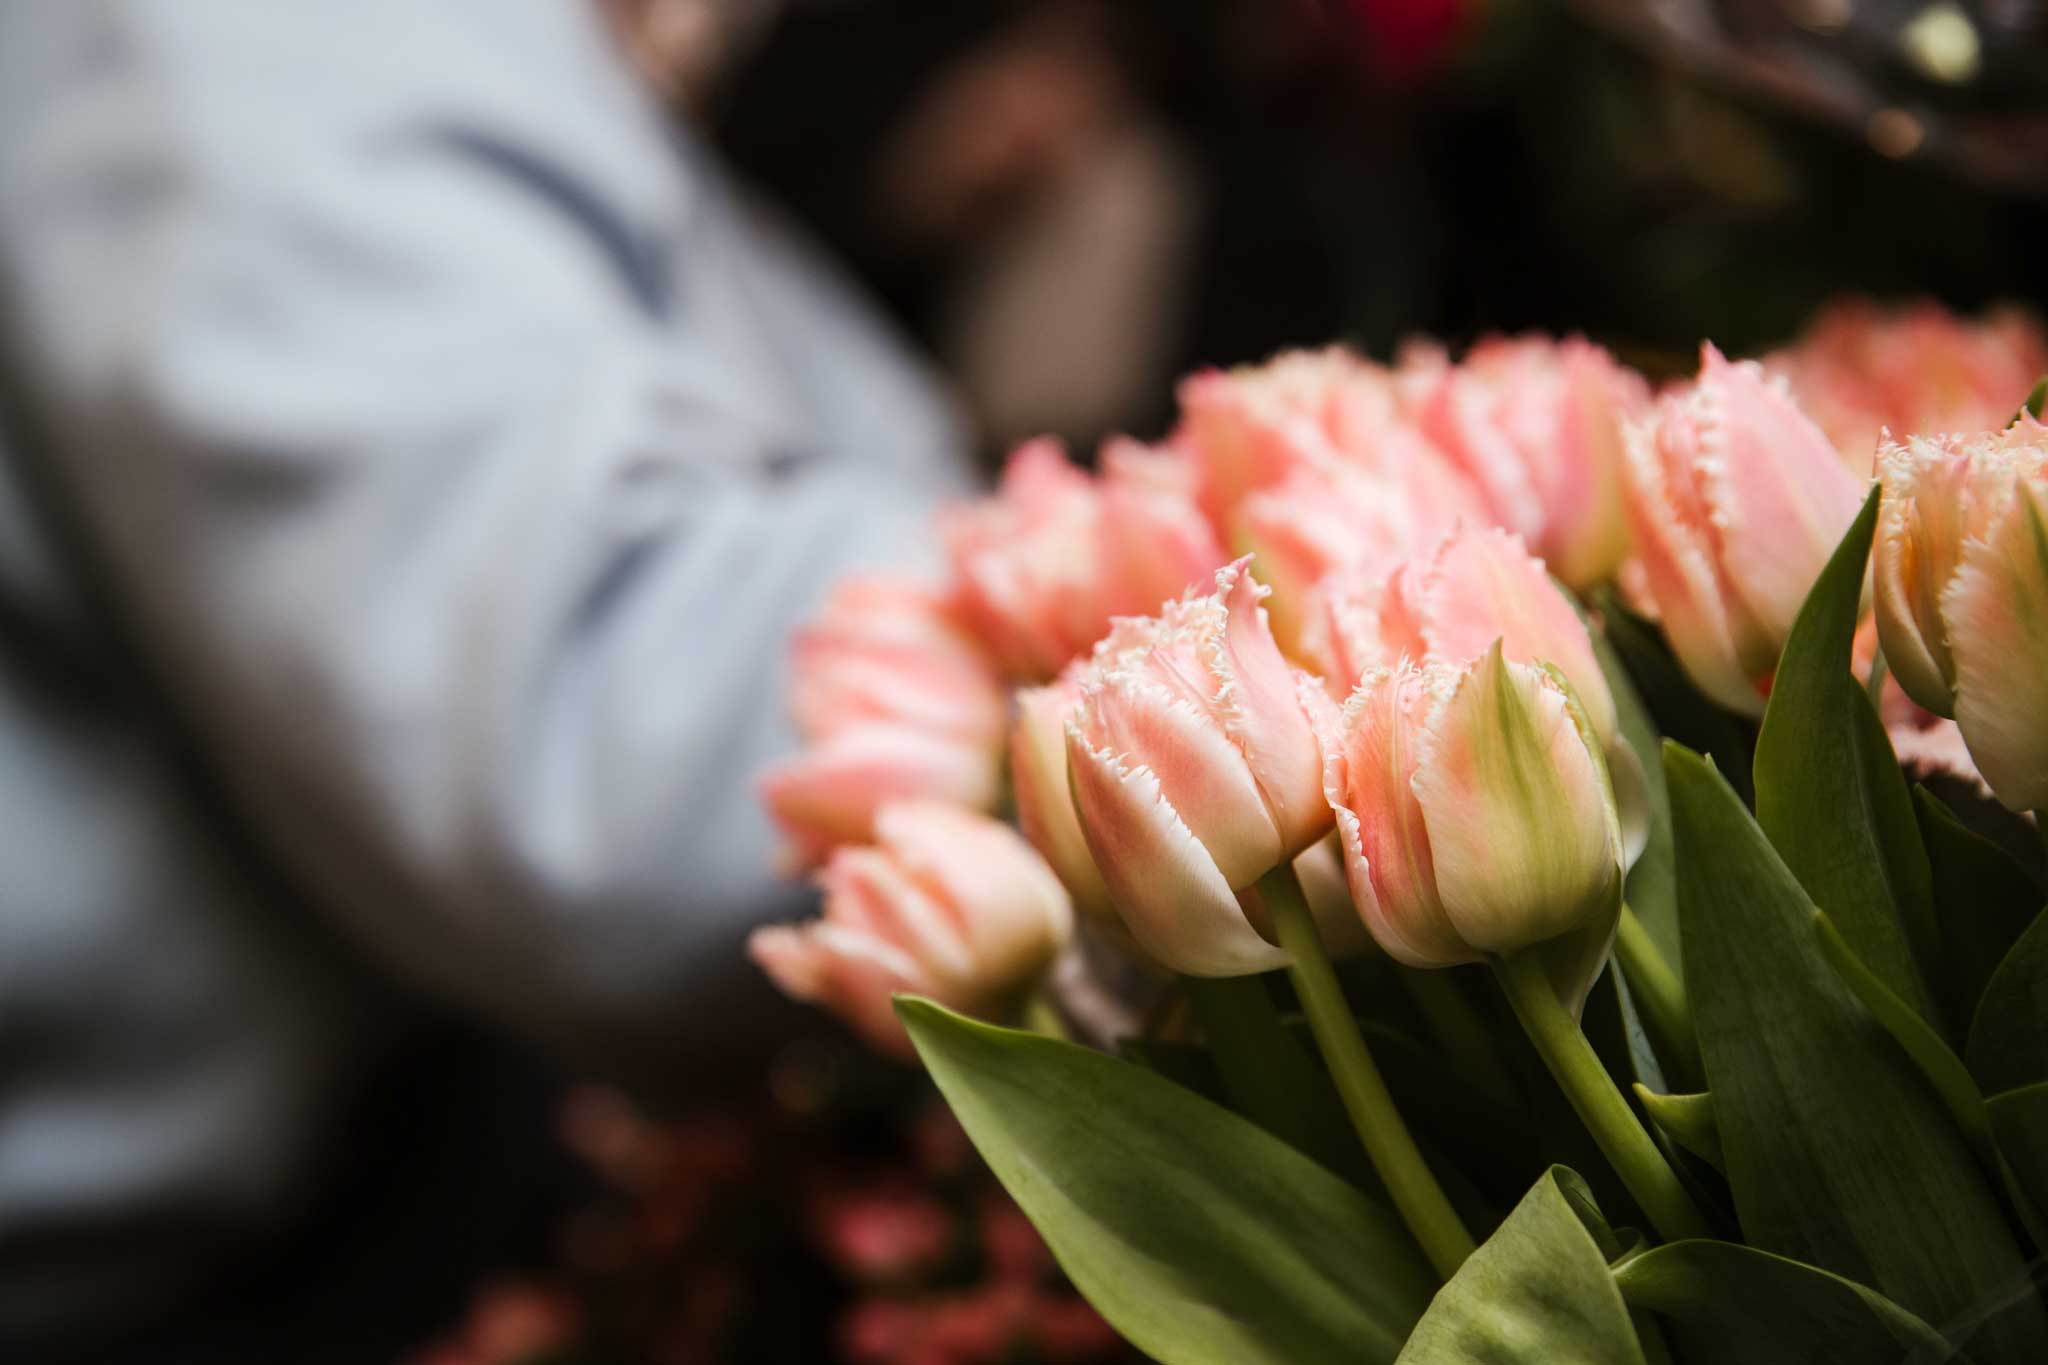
[1914,788,2043,1038]
[1666,743,2046,1363]
[1985,1082,2048,1249]
[1397,1168,1645,1364]
[898,997,1435,1365]
[1753,486,1939,1023]
[1613,1239,1961,1365]
[1967,909,2048,1097]
[1813,907,1991,1161]
[1633,1087,1723,1171]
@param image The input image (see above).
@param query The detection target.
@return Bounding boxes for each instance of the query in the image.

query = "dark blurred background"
[703,0,2048,455]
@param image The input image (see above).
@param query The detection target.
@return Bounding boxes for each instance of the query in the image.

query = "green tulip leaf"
[1753,486,1940,1025]
[1612,1238,1962,1364]
[1914,788,2043,1038]
[1632,1087,1723,1172]
[1666,744,2046,1363]
[1813,907,1991,1162]
[1985,1081,2048,1249]
[1967,909,2048,1097]
[1396,1167,1646,1365]
[898,998,1436,1365]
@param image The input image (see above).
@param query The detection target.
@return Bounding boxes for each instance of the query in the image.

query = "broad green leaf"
[898,998,1435,1364]
[1594,589,1753,802]
[1633,1088,1723,1171]
[1753,487,1940,1024]
[1595,625,1680,975]
[1666,745,2046,1363]
[1613,1239,1960,1364]
[1968,909,2048,1097]
[1397,1168,1645,1364]
[1813,907,1991,1161]
[1985,1082,2048,1248]
[1915,788,2043,1037]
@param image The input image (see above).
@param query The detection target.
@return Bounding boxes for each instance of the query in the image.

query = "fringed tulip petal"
[1946,481,2048,811]
[1691,346,1868,643]
[1319,668,1473,968]
[1065,731,1290,976]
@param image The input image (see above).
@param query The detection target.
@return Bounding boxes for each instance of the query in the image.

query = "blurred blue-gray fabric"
[0,0,966,1348]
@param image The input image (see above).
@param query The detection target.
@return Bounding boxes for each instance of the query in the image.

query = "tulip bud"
[1620,344,1867,715]
[1415,335,1648,590]
[1318,644,1622,1012]
[1304,526,1617,747]
[750,802,1074,1057]
[1009,667,1115,919]
[1875,421,2048,811]
[1064,558,1332,975]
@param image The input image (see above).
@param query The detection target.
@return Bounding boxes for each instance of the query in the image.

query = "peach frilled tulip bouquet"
[753,301,2048,1365]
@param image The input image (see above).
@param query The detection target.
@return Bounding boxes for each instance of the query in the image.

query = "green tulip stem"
[1262,864,1477,1281]
[1613,905,1704,1090]
[1493,950,1714,1244]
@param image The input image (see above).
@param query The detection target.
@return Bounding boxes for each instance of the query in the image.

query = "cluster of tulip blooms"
[751,299,2048,1363]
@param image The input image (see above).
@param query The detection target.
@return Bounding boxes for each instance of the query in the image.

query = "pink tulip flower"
[1015,663,1372,960]
[759,727,1003,870]
[1768,298,2048,473]
[942,439,1225,680]
[1231,435,1490,651]
[1176,347,1409,522]
[1414,335,1649,589]
[1620,344,1867,716]
[750,803,1073,1057]
[1304,526,1616,746]
[1317,646,1623,1011]
[1063,559,1331,975]
[1097,437,1231,624]
[1875,421,2048,811]
[787,576,1006,748]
